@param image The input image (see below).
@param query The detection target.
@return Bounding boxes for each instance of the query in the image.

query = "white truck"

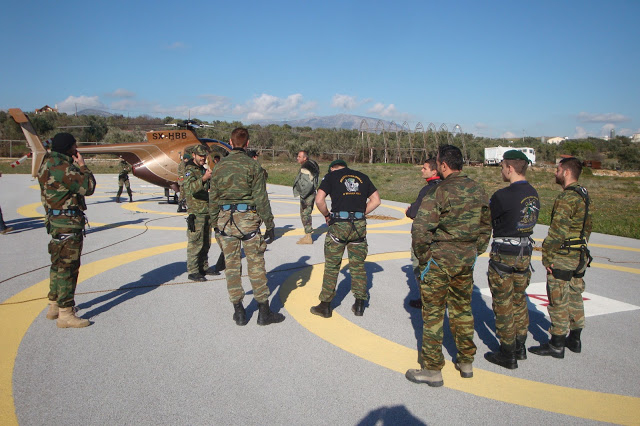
[484,146,536,165]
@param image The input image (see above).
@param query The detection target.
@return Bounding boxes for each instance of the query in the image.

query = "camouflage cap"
[192,144,209,156]
[503,150,529,163]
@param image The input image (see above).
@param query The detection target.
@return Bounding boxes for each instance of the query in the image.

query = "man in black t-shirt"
[310,159,381,318]
[485,150,540,370]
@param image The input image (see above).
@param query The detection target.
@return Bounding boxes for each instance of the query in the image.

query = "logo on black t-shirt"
[344,177,359,192]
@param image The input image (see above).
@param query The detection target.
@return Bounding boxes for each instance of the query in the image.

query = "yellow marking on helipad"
[1,245,640,424]
[280,251,640,425]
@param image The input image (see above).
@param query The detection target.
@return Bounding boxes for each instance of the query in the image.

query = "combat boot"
[566,328,582,353]
[115,196,121,203]
[257,302,285,326]
[310,301,332,318]
[128,189,133,203]
[352,298,365,316]
[484,343,518,370]
[46,301,59,320]
[529,334,565,359]
[187,273,207,282]
[56,307,89,328]
[455,362,473,378]
[177,201,187,213]
[232,302,248,326]
[0,226,14,234]
[515,335,527,360]
[405,368,444,387]
[296,233,313,244]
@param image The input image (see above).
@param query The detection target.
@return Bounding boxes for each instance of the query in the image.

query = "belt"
[330,211,365,220]
[48,209,82,217]
[493,237,532,247]
[220,203,256,213]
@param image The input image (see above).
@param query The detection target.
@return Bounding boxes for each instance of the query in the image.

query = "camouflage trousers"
[118,176,130,190]
[299,192,315,234]
[187,214,211,274]
[487,252,532,346]
[547,274,585,336]
[179,183,185,203]
[420,260,476,370]
[320,220,368,302]
[215,211,270,304]
[48,229,84,308]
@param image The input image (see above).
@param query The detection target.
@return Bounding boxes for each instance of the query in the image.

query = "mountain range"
[250,114,398,130]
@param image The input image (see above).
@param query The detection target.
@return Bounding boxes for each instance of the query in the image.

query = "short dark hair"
[437,145,463,171]
[504,158,528,175]
[425,157,437,171]
[298,150,309,159]
[246,150,258,158]
[559,157,582,179]
[231,128,249,147]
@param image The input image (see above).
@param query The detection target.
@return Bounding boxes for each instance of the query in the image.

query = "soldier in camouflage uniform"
[406,145,491,387]
[485,150,540,369]
[177,147,194,213]
[184,144,217,282]
[310,159,381,318]
[37,133,96,328]
[530,157,591,358]
[293,150,320,245]
[115,159,133,203]
[209,127,283,326]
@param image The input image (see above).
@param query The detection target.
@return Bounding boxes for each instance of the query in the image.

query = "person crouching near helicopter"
[116,158,133,203]
[38,133,96,328]
[183,144,220,281]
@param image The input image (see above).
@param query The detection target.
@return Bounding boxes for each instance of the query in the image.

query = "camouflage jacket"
[209,149,274,230]
[37,151,96,230]
[412,171,491,270]
[542,182,592,268]
[183,161,210,215]
[118,161,131,178]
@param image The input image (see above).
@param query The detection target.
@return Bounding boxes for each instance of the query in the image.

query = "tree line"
[1,110,639,170]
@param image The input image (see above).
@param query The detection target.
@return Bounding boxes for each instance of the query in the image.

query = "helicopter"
[8,108,232,203]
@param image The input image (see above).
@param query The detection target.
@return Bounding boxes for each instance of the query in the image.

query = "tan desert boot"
[46,301,59,320]
[56,307,90,328]
[296,233,313,244]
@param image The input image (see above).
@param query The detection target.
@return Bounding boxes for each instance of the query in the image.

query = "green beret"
[192,144,209,156]
[328,159,347,172]
[183,152,192,160]
[503,150,529,163]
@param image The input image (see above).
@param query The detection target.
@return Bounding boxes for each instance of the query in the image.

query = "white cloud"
[475,122,488,130]
[106,89,135,98]
[501,131,517,139]
[600,123,616,137]
[234,93,316,120]
[367,102,397,118]
[573,126,589,138]
[165,42,187,50]
[577,112,630,123]
[332,94,357,110]
[57,95,105,113]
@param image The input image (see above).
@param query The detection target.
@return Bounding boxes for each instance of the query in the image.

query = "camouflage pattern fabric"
[118,161,131,189]
[215,211,270,304]
[178,147,196,203]
[320,220,368,302]
[542,182,591,336]
[411,171,491,370]
[187,214,211,274]
[183,162,210,215]
[299,192,315,234]
[210,149,275,304]
[37,151,96,308]
[487,252,531,345]
[420,261,476,370]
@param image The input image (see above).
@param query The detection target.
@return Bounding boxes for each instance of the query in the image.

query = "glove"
[187,214,196,232]
[264,228,276,244]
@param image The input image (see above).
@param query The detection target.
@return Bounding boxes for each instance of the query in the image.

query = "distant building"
[546,136,566,144]
[35,105,58,114]
[632,133,640,143]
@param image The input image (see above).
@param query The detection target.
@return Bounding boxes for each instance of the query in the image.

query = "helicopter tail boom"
[8,108,48,178]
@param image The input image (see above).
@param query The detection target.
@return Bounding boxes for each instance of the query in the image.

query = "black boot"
[233,302,248,326]
[215,253,226,272]
[116,188,122,203]
[515,335,527,360]
[128,189,133,203]
[529,334,565,359]
[566,329,582,353]
[310,301,332,318]
[408,298,422,309]
[485,342,518,369]
[257,302,285,326]
[352,299,365,316]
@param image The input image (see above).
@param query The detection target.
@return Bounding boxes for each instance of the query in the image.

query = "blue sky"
[1,0,638,139]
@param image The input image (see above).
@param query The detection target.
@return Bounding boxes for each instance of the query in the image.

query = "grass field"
[3,158,639,240]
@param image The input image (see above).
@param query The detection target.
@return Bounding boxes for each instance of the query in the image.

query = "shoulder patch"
[185,171,191,177]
